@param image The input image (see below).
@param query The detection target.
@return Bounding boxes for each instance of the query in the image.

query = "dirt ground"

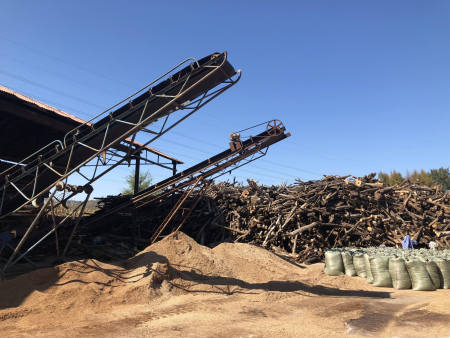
[1,232,449,338]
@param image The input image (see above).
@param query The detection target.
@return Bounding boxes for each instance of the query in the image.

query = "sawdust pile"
[0,232,317,312]
[1,232,450,337]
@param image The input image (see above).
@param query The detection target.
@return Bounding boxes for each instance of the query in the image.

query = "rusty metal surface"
[0,53,242,273]
[87,120,291,236]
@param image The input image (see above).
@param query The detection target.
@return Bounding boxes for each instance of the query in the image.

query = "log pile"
[178,173,450,263]
[73,173,450,264]
[6,174,448,273]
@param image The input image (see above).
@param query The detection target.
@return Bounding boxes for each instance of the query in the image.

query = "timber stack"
[180,174,450,263]
[90,174,449,263]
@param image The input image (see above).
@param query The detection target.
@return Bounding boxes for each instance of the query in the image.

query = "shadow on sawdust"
[0,250,391,311]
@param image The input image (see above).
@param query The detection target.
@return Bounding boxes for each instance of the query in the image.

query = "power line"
[0,69,107,111]
[0,83,93,120]
[1,68,321,180]
[0,63,300,181]
[0,35,133,90]
[0,38,324,181]
[0,53,122,97]
[154,138,304,180]
[167,130,323,177]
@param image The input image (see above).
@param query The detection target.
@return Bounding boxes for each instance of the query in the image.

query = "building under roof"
[0,85,182,171]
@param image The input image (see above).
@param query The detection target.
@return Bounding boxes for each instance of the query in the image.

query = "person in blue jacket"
[402,234,417,249]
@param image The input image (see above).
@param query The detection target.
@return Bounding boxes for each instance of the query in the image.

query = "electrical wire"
[0,37,324,182]
[0,69,107,110]
[167,130,323,177]
[0,35,133,89]
[154,138,303,181]
[0,53,122,97]
[0,83,93,120]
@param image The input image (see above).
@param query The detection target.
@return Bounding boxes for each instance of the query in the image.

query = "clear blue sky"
[1,1,449,197]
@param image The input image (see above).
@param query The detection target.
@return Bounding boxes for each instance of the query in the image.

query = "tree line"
[378,167,450,191]
[121,168,449,194]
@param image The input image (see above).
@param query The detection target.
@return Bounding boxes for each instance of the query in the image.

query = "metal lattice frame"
[88,120,290,231]
[1,54,241,273]
[1,120,289,273]
[0,53,240,217]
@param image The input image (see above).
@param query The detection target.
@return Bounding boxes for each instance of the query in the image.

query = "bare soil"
[1,232,449,337]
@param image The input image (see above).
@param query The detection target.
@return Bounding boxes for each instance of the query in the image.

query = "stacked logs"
[88,173,449,264]
[178,173,450,263]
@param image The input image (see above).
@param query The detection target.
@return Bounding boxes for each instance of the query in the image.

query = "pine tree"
[378,172,390,185]
[378,168,448,190]
[407,169,434,187]
[122,170,152,195]
[430,167,450,191]
[389,171,404,186]
[378,171,404,186]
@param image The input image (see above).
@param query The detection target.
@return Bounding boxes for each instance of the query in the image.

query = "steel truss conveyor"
[88,120,291,244]
[1,120,290,273]
[0,52,240,218]
[0,52,240,274]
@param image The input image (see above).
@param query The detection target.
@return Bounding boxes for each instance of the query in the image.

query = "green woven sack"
[353,254,367,278]
[405,259,436,291]
[341,251,357,276]
[434,258,450,289]
[389,257,411,289]
[370,256,393,287]
[363,253,374,284]
[324,250,344,276]
[424,260,441,289]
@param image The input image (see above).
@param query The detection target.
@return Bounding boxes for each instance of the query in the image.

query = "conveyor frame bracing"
[1,120,290,273]
[0,52,240,218]
[90,120,291,244]
[0,52,240,273]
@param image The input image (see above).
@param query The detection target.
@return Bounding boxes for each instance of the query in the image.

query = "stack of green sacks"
[324,247,450,291]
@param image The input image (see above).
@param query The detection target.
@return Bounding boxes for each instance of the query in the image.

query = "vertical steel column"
[172,161,177,176]
[134,153,141,194]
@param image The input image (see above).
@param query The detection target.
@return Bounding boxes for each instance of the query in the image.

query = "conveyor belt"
[1,120,289,273]
[0,52,238,217]
[87,121,290,227]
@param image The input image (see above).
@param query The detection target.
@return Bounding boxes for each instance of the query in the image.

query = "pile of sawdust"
[0,232,311,312]
[1,232,450,337]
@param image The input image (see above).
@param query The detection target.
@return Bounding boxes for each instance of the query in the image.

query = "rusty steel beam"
[86,120,290,229]
[0,52,240,217]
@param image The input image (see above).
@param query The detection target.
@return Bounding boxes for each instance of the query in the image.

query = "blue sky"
[1,1,449,197]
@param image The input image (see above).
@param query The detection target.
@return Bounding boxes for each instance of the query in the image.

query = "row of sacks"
[324,247,450,291]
